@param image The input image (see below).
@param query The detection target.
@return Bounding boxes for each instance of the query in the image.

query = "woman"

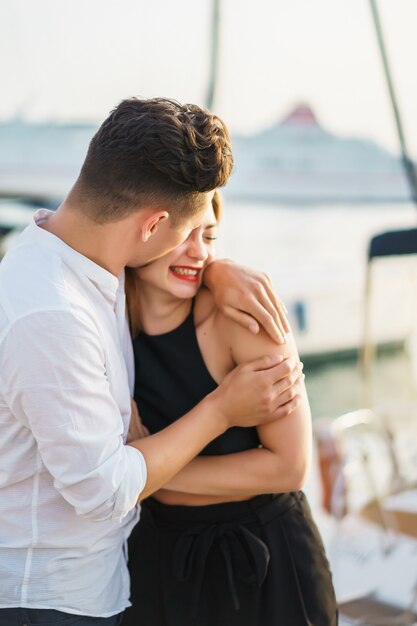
[122,193,338,626]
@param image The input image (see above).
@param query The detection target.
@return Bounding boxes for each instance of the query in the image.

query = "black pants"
[0,608,123,626]
[122,492,338,626]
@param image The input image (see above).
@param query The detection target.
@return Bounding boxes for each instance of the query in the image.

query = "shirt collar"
[28,209,121,297]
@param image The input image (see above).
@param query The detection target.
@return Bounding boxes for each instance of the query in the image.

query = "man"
[0,98,301,625]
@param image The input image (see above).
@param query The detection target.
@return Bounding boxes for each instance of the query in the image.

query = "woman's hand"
[127,399,150,444]
[203,259,289,344]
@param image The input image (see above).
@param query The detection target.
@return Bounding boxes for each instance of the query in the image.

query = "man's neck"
[40,201,126,276]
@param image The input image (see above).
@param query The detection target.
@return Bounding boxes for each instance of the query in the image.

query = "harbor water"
[218,200,417,421]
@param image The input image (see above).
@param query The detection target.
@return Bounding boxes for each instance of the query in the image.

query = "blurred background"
[1,1,417,622]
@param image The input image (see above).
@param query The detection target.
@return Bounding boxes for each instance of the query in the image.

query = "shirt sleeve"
[0,309,147,522]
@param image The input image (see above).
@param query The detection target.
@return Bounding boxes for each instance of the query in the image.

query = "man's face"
[133,201,218,300]
[126,190,215,268]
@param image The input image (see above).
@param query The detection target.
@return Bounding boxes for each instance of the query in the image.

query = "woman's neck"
[135,283,192,335]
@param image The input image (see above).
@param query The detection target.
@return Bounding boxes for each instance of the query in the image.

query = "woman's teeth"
[171,267,198,276]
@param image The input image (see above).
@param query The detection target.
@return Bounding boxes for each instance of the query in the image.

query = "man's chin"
[125,256,160,269]
[126,261,153,269]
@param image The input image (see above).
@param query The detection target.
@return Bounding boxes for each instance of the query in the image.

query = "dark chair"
[368,228,417,260]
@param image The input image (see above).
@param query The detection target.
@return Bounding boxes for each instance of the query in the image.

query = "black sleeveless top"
[133,308,260,456]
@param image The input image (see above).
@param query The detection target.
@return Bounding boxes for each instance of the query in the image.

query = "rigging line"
[369,0,417,207]
[205,0,221,111]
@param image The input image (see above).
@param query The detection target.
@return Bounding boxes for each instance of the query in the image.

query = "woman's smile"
[169,265,202,282]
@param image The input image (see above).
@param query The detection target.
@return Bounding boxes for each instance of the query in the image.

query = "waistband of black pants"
[140,491,302,529]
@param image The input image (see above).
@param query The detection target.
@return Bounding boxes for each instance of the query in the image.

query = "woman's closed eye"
[203,225,218,242]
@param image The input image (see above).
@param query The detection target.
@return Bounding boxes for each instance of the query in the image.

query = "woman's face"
[134,203,218,299]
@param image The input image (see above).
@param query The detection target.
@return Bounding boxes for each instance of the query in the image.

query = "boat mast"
[205,0,221,111]
[369,0,417,206]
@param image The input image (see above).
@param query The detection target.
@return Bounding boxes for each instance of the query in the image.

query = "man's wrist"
[202,257,232,290]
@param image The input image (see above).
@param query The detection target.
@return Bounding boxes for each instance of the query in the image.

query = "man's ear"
[141,211,169,242]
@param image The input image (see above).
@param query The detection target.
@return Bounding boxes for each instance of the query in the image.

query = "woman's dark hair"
[73,97,233,223]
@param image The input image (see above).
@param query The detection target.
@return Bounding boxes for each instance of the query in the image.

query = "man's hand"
[203,259,289,344]
[211,354,303,429]
[127,399,150,444]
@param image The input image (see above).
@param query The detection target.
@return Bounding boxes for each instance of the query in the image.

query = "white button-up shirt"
[0,210,147,617]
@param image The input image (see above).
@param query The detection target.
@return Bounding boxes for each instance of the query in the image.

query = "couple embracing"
[0,98,337,626]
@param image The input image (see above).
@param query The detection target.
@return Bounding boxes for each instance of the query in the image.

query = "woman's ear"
[141,211,169,242]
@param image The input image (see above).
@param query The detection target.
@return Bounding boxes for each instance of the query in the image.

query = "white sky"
[1,0,417,156]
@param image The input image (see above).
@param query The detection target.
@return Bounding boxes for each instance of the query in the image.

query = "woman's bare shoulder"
[194,288,233,348]
[194,288,237,331]
[194,287,217,325]
[194,287,299,364]
[219,310,299,365]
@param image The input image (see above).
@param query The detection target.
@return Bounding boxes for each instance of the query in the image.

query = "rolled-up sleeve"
[0,310,147,522]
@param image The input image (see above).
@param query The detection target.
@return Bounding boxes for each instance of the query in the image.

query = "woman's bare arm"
[163,313,311,496]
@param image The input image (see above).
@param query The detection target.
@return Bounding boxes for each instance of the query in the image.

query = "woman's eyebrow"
[204,223,217,229]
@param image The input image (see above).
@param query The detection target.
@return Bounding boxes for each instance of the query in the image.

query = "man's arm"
[0,310,146,523]
[203,258,290,344]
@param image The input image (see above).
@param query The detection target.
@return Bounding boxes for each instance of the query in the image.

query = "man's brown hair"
[72,97,233,223]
